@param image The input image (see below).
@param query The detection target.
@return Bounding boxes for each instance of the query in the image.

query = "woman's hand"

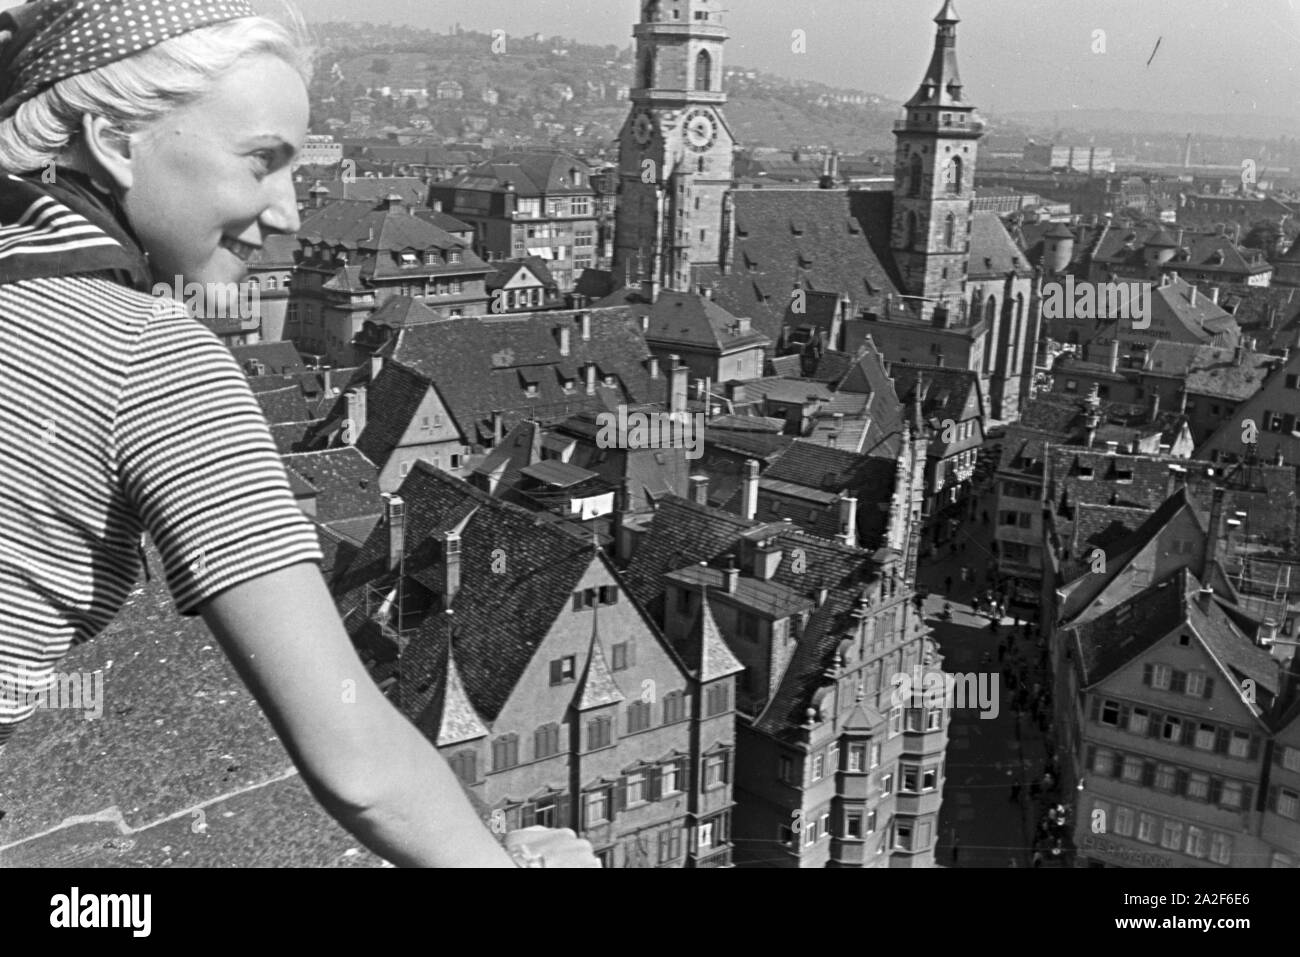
[505,827,602,868]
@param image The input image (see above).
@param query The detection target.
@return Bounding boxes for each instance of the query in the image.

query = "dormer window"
[400,252,419,267]
[449,250,462,264]
[525,383,539,398]
[424,251,440,265]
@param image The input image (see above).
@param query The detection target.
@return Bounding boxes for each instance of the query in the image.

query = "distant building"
[1023,142,1115,174]
[293,134,344,170]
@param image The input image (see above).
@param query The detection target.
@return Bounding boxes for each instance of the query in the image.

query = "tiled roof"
[283,448,383,523]
[574,617,626,710]
[297,176,427,206]
[356,309,657,447]
[365,295,445,328]
[353,363,434,469]
[694,189,901,343]
[968,211,1034,279]
[487,256,558,291]
[256,385,312,425]
[666,565,817,620]
[889,362,983,428]
[269,418,325,455]
[1151,278,1241,346]
[596,289,770,352]
[759,441,898,547]
[1145,342,1276,401]
[621,495,880,740]
[334,463,623,723]
[232,341,306,376]
[678,594,745,682]
[1071,566,1190,687]
[1069,503,1153,556]
[448,150,594,197]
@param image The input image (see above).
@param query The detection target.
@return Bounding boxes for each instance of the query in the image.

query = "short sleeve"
[111,304,323,616]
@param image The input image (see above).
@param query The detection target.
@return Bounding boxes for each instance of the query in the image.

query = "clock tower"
[891,0,983,323]
[614,0,735,295]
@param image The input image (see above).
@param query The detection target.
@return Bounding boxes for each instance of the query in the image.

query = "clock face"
[632,110,655,147]
[683,108,717,152]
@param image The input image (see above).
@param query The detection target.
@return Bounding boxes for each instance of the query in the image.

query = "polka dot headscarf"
[0,0,257,120]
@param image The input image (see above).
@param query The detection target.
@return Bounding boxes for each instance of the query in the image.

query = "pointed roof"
[574,596,626,711]
[435,641,489,746]
[1146,227,1179,248]
[679,591,745,682]
[934,0,959,23]
[905,0,967,108]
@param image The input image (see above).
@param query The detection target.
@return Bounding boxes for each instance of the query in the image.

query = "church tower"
[613,0,735,295]
[891,0,983,322]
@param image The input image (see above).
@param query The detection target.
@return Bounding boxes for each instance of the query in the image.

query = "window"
[1155,764,1177,792]
[1114,806,1134,837]
[658,826,682,864]
[587,715,612,750]
[1159,820,1183,850]
[879,771,893,796]
[611,641,633,671]
[663,691,687,724]
[926,707,943,730]
[1137,813,1157,843]
[1149,664,1171,690]
[1128,709,1150,736]
[845,810,863,839]
[534,723,560,759]
[1162,716,1182,742]
[1185,672,1207,696]
[1187,772,1210,801]
[626,771,647,806]
[1279,789,1300,820]
[704,751,730,789]
[1093,747,1115,775]
[660,759,684,796]
[1209,833,1231,865]
[1195,724,1216,750]
[922,767,938,791]
[867,810,877,834]
[698,821,715,850]
[904,708,924,732]
[889,705,903,736]
[869,741,882,769]
[895,820,914,850]
[1122,756,1143,783]
[627,700,652,733]
[828,744,840,773]
[492,734,519,771]
[779,755,798,785]
[1100,700,1120,726]
[448,749,477,784]
[1185,826,1207,858]
[705,682,730,716]
[1228,732,1252,759]
[1219,780,1244,809]
[585,788,611,827]
[550,656,576,685]
[902,765,920,793]
[812,753,825,782]
[847,743,866,772]
[819,812,831,841]
[1284,747,1300,773]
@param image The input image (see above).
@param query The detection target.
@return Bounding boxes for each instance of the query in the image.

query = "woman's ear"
[79,114,135,194]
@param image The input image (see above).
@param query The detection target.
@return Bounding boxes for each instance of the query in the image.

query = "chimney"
[343,388,366,445]
[1109,339,1120,374]
[558,324,571,356]
[647,355,660,379]
[585,363,597,395]
[754,539,782,580]
[723,556,739,594]
[432,199,443,213]
[1148,388,1160,423]
[741,459,759,521]
[668,354,688,415]
[720,192,736,276]
[323,367,333,396]
[1276,447,1286,467]
[1190,285,1198,307]
[579,311,592,341]
[690,474,709,506]
[370,352,384,381]
[384,493,405,572]
[1210,286,1220,305]
[491,410,504,445]
[1196,585,1214,615]
[442,530,461,605]
[839,495,859,548]
[1105,440,1119,455]
[1201,487,1224,581]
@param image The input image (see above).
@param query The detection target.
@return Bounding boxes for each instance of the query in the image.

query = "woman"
[0,0,596,868]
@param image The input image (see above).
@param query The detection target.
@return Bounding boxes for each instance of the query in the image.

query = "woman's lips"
[219,237,259,261]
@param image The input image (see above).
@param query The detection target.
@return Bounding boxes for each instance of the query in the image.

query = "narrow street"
[915,488,1060,867]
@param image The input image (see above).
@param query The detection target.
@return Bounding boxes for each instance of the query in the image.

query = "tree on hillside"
[1242,220,1283,254]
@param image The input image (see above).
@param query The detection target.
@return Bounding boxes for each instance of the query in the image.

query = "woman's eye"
[252,151,276,171]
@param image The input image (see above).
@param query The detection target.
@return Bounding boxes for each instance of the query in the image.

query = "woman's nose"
[260,175,301,236]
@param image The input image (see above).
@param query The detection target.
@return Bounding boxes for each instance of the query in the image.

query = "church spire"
[907,0,966,108]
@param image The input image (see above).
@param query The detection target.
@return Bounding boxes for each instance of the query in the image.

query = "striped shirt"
[0,174,323,743]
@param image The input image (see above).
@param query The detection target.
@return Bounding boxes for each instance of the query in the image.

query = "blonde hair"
[0,3,315,173]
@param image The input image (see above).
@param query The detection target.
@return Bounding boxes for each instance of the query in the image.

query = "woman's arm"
[199,560,518,867]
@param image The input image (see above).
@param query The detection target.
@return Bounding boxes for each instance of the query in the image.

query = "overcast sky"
[286,0,1300,121]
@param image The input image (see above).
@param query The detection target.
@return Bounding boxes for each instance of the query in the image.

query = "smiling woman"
[0,0,596,869]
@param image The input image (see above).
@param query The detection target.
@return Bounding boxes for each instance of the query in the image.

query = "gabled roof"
[447,150,594,197]
[232,341,306,376]
[255,385,312,425]
[694,189,900,342]
[353,363,436,469]
[968,212,1034,279]
[678,593,745,682]
[434,642,490,746]
[487,256,559,292]
[597,289,770,353]
[574,609,626,711]
[1144,342,1276,401]
[889,362,983,429]
[283,448,383,523]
